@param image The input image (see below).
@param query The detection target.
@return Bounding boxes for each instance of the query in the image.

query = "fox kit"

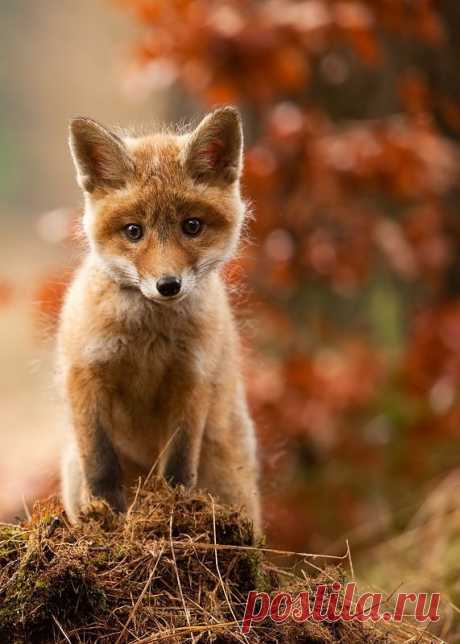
[57,107,261,533]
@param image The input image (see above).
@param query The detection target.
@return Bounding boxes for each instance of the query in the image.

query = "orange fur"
[58,108,261,534]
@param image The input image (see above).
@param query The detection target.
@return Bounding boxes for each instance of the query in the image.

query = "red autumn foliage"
[33,269,74,334]
[112,0,460,549]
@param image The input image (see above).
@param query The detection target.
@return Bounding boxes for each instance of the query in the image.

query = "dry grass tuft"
[0,477,433,643]
[362,471,460,642]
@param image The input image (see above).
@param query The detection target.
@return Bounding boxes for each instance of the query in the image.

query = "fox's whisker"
[196,258,223,275]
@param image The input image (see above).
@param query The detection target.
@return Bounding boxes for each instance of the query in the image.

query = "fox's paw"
[79,492,126,530]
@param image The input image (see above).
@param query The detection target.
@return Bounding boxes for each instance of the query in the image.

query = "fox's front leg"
[82,421,125,510]
[65,366,125,519]
[163,426,203,488]
[163,391,209,488]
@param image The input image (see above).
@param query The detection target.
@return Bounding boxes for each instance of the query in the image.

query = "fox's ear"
[69,117,134,193]
[184,107,243,185]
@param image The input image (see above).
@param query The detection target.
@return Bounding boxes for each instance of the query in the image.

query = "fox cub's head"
[69,107,245,303]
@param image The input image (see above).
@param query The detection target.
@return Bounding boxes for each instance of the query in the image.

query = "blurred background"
[2,0,460,636]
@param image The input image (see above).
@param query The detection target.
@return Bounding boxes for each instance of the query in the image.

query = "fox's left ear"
[184,106,243,185]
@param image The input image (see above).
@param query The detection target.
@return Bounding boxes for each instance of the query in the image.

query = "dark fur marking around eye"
[175,196,231,228]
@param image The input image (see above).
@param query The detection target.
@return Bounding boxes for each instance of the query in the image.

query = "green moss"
[112,542,132,560]
[248,550,274,593]
[1,561,107,641]
[0,526,27,561]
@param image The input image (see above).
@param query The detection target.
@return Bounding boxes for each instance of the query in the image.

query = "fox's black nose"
[157,276,182,298]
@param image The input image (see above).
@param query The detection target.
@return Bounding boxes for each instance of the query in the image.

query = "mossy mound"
[0,479,397,643]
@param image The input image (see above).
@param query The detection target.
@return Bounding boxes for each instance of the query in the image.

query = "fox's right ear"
[69,117,134,194]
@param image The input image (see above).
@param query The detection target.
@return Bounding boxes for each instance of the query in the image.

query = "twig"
[345,539,354,580]
[135,621,242,643]
[52,614,71,643]
[144,426,180,486]
[115,545,165,644]
[126,476,143,518]
[169,512,194,642]
[209,494,248,643]
[22,495,31,522]
[163,539,349,561]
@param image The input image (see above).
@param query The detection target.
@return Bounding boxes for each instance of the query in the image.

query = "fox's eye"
[124,223,143,242]
[182,218,202,237]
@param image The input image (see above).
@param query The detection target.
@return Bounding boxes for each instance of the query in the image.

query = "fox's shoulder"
[57,255,126,350]
[60,256,108,324]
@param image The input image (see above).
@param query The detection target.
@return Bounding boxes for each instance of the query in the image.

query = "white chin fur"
[140,290,188,304]
[96,254,140,287]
